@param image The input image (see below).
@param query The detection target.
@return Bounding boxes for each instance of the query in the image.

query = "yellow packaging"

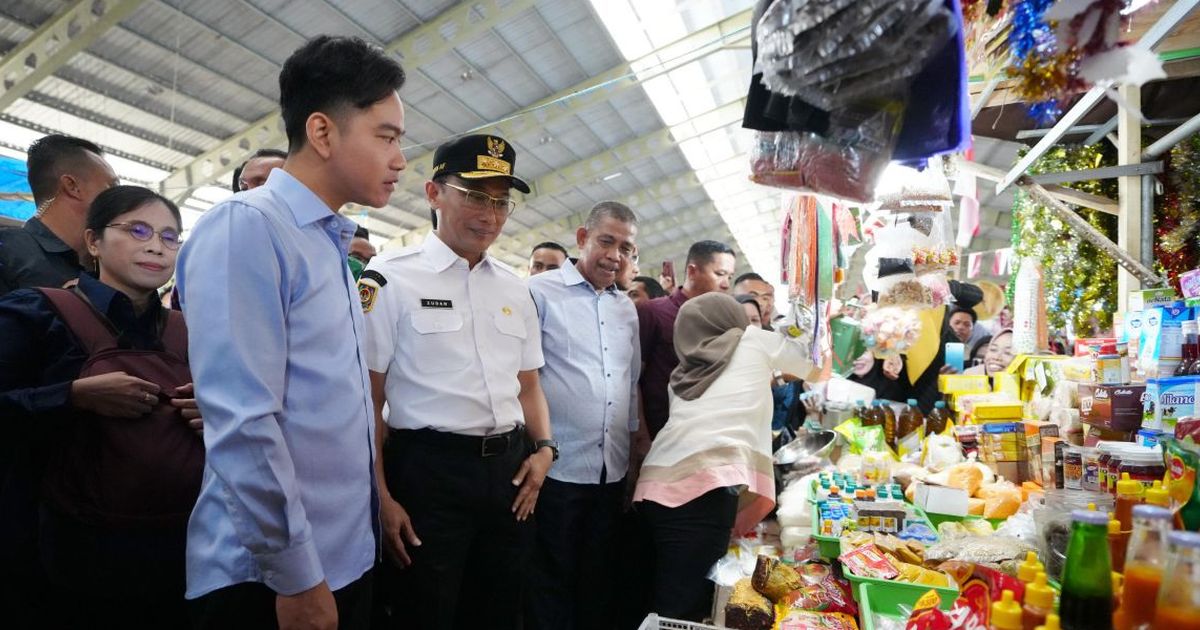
[939,374,991,394]
[993,373,1021,398]
[971,401,1025,420]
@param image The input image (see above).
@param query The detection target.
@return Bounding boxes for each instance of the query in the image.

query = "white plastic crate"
[638,613,726,630]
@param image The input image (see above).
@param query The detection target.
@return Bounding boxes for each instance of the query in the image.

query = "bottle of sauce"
[992,589,1023,630]
[896,399,925,454]
[1115,505,1173,630]
[1022,572,1055,630]
[1035,613,1061,630]
[1060,509,1113,630]
[1178,320,1199,377]
[1108,515,1127,573]
[1151,531,1200,629]
[1115,472,1144,532]
[1017,551,1045,585]
[925,400,950,436]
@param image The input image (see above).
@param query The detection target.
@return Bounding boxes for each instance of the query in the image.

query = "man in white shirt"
[358,134,555,630]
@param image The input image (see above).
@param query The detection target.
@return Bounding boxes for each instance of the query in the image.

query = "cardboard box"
[1129,288,1180,311]
[990,461,1033,483]
[1144,376,1199,433]
[1078,384,1147,432]
[939,374,991,395]
[994,373,1021,398]
[982,422,1028,463]
[1138,305,1192,378]
[1023,421,1061,487]
[972,401,1025,420]
[914,483,969,517]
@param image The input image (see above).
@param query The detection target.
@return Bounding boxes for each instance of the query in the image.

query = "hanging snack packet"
[1162,436,1200,529]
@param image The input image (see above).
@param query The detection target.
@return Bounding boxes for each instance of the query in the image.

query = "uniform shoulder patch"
[360,269,387,287]
[357,271,386,313]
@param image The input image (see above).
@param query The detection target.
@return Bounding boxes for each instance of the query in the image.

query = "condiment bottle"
[1145,479,1169,508]
[1115,472,1144,532]
[1060,509,1113,630]
[1114,505,1173,630]
[1108,515,1127,573]
[992,589,1023,630]
[1022,572,1055,630]
[1151,531,1200,629]
[1017,551,1045,584]
[1035,613,1061,630]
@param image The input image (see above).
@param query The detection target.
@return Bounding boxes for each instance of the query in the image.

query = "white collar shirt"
[359,232,543,436]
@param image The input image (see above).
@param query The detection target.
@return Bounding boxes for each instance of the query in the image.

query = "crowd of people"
[0,35,828,630]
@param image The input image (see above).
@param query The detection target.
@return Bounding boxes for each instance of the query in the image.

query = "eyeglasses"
[106,221,183,250]
[441,181,517,216]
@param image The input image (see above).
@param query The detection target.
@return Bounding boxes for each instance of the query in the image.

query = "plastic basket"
[636,614,724,630]
[812,502,941,560]
[856,581,956,630]
[844,568,959,614]
[921,510,1006,530]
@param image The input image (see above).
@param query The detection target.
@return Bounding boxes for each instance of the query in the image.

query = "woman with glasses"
[0,185,202,627]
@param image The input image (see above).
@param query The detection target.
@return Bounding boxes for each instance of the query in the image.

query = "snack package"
[726,578,774,630]
[753,555,803,602]
[1163,436,1200,530]
[781,571,860,618]
[839,543,900,580]
[776,609,861,629]
[936,562,1026,627]
[905,590,951,630]
[922,434,964,471]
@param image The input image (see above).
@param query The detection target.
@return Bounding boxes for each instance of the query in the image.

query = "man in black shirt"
[0,135,118,296]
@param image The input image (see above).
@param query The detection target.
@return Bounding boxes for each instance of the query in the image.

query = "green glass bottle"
[1059,509,1113,630]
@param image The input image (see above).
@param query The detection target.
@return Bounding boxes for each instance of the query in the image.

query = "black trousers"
[525,476,624,630]
[188,570,373,630]
[640,487,738,622]
[378,428,532,630]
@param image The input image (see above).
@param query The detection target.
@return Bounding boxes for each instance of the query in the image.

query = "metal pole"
[1142,110,1200,160]
[1024,182,1167,287]
[1142,174,1156,268]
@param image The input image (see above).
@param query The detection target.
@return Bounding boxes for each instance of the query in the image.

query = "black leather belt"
[391,426,524,458]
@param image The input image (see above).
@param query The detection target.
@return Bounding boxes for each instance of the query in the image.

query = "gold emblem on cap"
[487,137,506,159]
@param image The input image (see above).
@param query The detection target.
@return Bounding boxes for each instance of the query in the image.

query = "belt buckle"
[481,433,508,457]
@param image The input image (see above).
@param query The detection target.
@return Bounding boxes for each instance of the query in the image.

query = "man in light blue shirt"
[526,201,640,630]
[176,36,407,630]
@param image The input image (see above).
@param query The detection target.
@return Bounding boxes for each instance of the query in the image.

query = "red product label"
[1171,454,1186,480]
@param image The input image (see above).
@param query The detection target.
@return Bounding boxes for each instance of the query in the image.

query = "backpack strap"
[36,287,120,355]
[160,309,189,362]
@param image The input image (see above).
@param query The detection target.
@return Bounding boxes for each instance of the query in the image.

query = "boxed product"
[1138,305,1192,378]
[829,317,865,377]
[913,482,969,517]
[981,422,1028,463]
[971,401,1025,421]
[1129,288,1180,311]
[939,374,991,395]
[1180,268,1200,299]
[1144,376,1199,433]
[994,373,1021,398]
[1078,384,1147,432]
[1024,420,1061,462]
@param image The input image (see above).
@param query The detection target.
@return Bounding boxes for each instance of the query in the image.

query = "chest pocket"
[605,318,636,368]
[409,310,471,373]
[491,311,527,366]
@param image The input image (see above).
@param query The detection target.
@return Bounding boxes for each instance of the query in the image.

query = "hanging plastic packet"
[1162,436,1200,529]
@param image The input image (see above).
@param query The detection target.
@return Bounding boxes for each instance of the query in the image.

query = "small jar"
[1081,447,1103,492]
[1119,450,1166,490]
[1064,447,1084,490]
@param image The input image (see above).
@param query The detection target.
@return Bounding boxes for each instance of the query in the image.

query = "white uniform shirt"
[360,232,544,436]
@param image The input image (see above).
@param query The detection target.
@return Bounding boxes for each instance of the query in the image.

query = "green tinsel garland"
[1009,145,1118,334]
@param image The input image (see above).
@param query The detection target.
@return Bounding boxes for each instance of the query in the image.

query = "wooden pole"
[1117,83,1145,312]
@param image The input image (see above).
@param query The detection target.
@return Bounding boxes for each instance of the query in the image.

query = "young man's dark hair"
[632,275,668,299]
[279,36,408,153]
[686,239,735,267]
[27,134,105,206]
[354,225,370,240]
[735,272,765,286]
[230,148,289,192]
[530,241,569,258]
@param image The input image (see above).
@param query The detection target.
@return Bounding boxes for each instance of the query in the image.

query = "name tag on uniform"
[420,298,453,309]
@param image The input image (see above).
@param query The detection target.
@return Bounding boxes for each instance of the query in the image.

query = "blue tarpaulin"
[0,154,34,222]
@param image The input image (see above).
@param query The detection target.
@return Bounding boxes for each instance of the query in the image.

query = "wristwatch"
[534,439,560,461]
